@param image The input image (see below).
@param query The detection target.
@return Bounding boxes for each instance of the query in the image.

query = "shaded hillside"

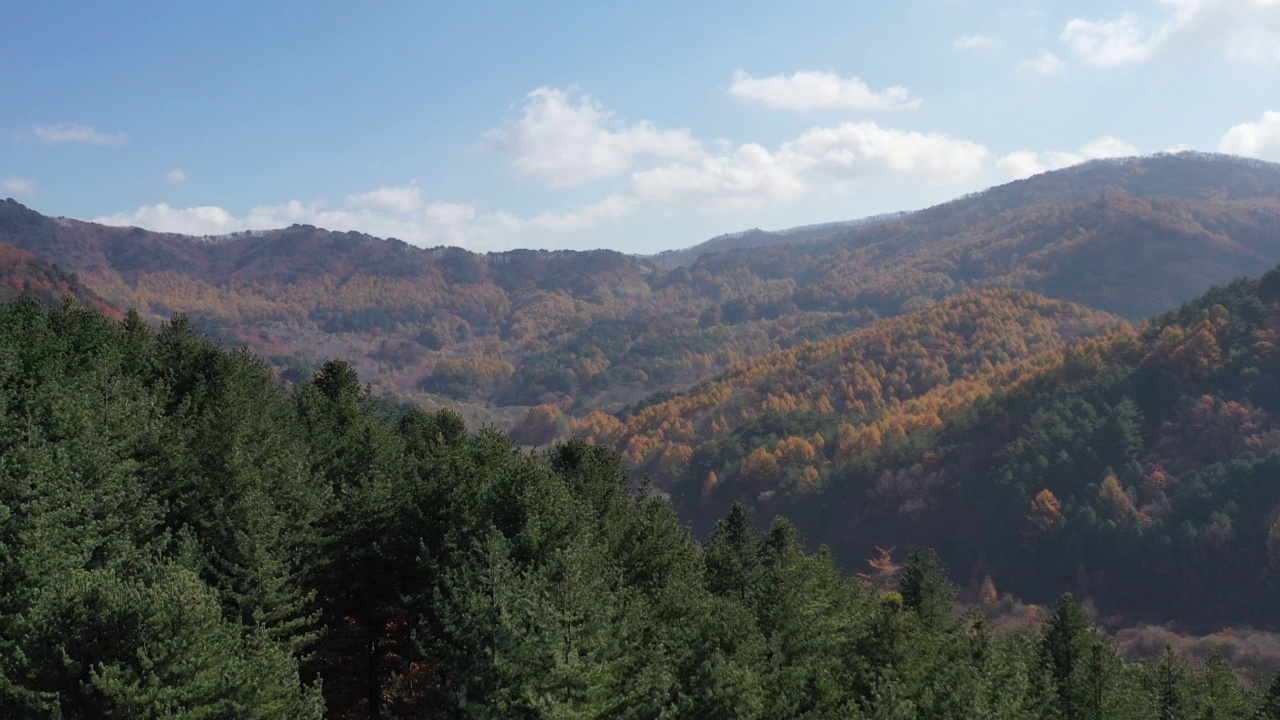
[0,240,119,317]
[0,197,663,412]
[912,266,1280,626]
[670,264,1280,628]
[687,153,1280,321]
[512,154,1280,413]
[5,152,1280,418]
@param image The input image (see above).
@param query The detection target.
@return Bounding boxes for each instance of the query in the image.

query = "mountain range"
[5,150,1280,629]
[4,152,1280,420]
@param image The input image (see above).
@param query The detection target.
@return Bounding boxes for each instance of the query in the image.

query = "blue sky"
[3,0,1279,253]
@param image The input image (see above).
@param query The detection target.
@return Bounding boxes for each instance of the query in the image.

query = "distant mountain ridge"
[650,211,911,268]
[681,151,1280,320]
[4,152,1280,419]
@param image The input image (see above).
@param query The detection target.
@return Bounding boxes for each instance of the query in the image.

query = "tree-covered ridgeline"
[8,154,1280,417]
[897,265,1280,626]
[585,263,1280,630]
[0,295,1277,718]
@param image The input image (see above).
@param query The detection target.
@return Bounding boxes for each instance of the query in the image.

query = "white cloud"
[487,87,704,188]
[420,202,476,228]
[954,34,999,50]
[997,136,1141,179]
[1061,13,1153,66]
[23,123,128,145]
[96,114,989,244]
[632,144,806,211]
[1219,110,1280,160]
[95,204,240,236]
[1017,50,1065,75]
[528,195,636,232]
[633,122,986,211]
[997,151,1054,180]
[93,184,636,251]
[164,169,188,185]
[90,86,990,246]
[3,177,36,195]
[348,182,423,214]
[728,70,922,112]
[781,123,988,183]
[1062,0,1280,66]
[1079,136,1140,157]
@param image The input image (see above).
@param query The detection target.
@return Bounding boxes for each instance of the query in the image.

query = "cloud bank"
[3,178,37,196]
[97,84,989,247]
[1220,110,1280,160]
[487,87,704,188]
[728,70,922,112]
[997,136,1140,179]
[22,123,128,146]
[94,182,638,251]
[1062,0,1280,66]
[632,122,985,211]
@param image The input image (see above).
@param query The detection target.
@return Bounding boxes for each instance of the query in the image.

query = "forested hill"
[915,266,1280,626]
[650,211,910,268]
[0,240,118,317]
[641,263,1280,629]
[683,152,1280,321]
[569,289,1118,497]
[5,294,1280,719]
[4,152,1280,418]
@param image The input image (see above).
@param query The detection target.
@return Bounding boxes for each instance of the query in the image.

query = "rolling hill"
[0,239,119,317]
[627,264,1280,628]
[4,152,1280,423]
[649,210,909,268]
[568,289,1118,499]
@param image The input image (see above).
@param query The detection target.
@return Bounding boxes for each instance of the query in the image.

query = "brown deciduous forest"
[5,153,1280,421]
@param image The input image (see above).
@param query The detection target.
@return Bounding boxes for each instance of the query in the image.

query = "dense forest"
[5,295,1280,718]
[0,242,118,317]
[572,289,1117,492]
[5,153,1280,421]
[611,263,1280,632]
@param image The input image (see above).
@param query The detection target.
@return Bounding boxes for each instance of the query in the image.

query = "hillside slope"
[0,240,119,317]
[4,152,1280,418]
[569,289,1118,499]
[650,211,909,268]
[689,265,1280,627]
[687,154,1280,321]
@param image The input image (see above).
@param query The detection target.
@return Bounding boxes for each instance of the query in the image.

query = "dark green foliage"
[0,299,323,718]
[0,295,1264,718]
[742,263,1280,630]
[1258,673,1280,719]
[419,359,486,399]
[899,548,956,632]
[1040,594,1111,720]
